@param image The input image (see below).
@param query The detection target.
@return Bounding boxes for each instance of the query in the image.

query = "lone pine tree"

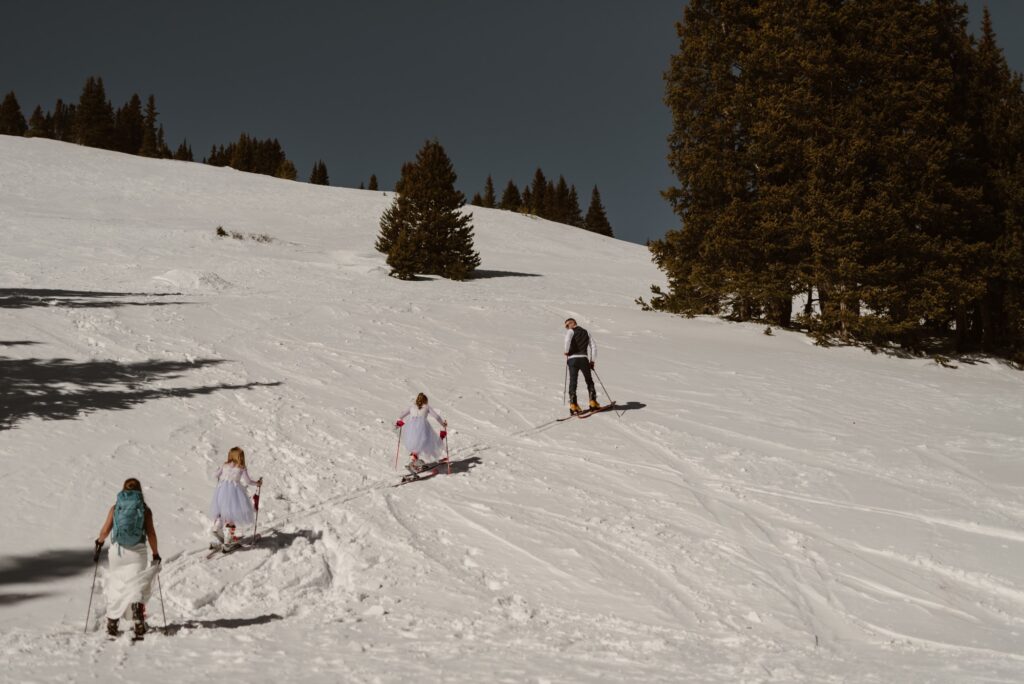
[376,139,480,280]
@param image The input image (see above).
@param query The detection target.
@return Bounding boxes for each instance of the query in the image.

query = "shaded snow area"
[1,136,1022,683]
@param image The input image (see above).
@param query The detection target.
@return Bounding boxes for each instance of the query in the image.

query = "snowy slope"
[1,135,1022,683]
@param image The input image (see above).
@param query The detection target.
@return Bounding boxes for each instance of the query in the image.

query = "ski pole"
[156,573,168,631]
[84,542,101,633]
[562,361,568,404]
[444,434,451,476]
[393,425,403,470]
[592,368,615,406]
[251,483,262,542]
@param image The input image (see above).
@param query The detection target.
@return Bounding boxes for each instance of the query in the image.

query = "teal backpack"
[111,490,147,547]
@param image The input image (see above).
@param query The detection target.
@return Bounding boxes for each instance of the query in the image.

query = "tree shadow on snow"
[0,548,94,586]
[0,355,281,430]
[0,340,39,347]
[0,592,51,606]
[470,270,542,279]
[0,288,187,309]
[160,613,284,635]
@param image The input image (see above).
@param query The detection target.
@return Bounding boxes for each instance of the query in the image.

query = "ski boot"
[106,618,120,637]
[210,526,225,550]
[588,399,601,411]
[223,524,240,551]
[130,602,146,640]
[407,453,425,474]
[569,402,582,416]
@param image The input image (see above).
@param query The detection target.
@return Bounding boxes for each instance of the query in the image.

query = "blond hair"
[415,393,428,409]
[227,446,246,468]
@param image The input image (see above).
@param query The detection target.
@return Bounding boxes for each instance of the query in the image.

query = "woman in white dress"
[94,478,161,638]
[395,393,448,469]
[209,447,263,546]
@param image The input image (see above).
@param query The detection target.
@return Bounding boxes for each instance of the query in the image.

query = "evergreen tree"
[551,176,572,223]
[156,124,172,157]
[72,77,115,148]
[376,139,480,280]
[276,159,297,180]
[309,160,330,185]
[529,168,548,215]
[499,179,521,210]
[584,186,614,237]
[0,91,27,136]
[368,174,378,191]
[378,162,418,253]
[113,94,144,154]
[139,95,160,157]
[386,228,421,280]
[567,184,584,227]
[482,175,497,208]
[394,162,416,193]
[968,7,1024,354]
[26,105,52,138]
[51,99,75,142]
[173,139,194,161]
[521,186,533,212]
[470,192,483,206]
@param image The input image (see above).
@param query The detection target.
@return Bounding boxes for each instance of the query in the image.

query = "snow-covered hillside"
[1,136,1022,683]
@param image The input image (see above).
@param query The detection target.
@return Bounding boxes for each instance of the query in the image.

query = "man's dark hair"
[564,318,576,325]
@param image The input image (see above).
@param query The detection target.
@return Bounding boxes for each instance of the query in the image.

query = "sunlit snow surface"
[1,136,1022,683]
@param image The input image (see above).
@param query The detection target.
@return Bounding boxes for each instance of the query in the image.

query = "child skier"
[209,447,263,549]
[94,478,161,639]
[395,393,448,471]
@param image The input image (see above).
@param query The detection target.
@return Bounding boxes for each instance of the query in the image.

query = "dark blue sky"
[2,1,1022,245]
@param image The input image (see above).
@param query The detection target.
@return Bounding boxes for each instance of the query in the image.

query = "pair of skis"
[397,458,449,485]
[205,534,261,560]
[557,402,616,421]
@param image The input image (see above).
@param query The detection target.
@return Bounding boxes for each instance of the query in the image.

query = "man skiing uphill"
[564,318,598,415]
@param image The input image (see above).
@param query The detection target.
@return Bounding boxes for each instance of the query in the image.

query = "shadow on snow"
[0,354,280,430]
[0,549,94,604]
[160,614,284,634]
[0,288,187,309]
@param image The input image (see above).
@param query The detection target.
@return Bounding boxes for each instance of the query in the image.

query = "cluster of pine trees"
[0,78,190,159]
[470,170,614,237]
[376,140,480,281]
[205,134,297,179]
[0,76,330,182]
[648,2,1024,359]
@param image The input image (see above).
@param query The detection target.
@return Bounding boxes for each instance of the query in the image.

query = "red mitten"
[440,430,447,440]
[396,420,404,427]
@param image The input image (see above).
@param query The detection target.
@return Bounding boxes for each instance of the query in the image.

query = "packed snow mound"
[1,135,1023,683]
[152,269,233,292]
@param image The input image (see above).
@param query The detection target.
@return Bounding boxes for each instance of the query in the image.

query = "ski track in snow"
[1,137,1023,683]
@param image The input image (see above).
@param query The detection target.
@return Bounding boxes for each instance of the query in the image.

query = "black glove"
[589,361,595,370]
[93,540,103,562]
[152,553,162,565]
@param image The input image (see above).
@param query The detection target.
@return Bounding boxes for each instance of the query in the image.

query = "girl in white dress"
[209,447,263,545]
[395,393,448,469]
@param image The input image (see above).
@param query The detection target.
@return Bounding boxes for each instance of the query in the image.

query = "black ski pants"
[567,357,596,404]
